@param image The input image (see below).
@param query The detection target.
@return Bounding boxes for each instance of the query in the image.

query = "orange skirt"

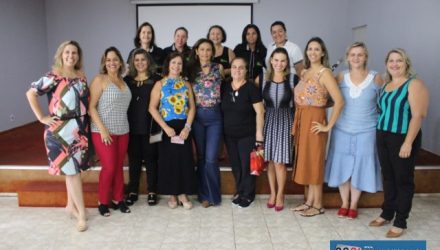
[292,106,328,185]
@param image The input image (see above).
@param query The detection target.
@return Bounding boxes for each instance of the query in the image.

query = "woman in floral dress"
[26,40,90,232]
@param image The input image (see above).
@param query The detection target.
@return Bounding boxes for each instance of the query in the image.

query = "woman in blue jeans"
[188,38,224,207]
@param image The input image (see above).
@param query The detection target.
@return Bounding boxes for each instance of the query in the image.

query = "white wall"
[348,0,440,154]
[255,0,350,67]
[44,0,350,79]
[44,0,135,80]
[0,0,48,131]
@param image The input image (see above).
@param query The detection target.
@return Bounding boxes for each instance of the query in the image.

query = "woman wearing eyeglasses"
[221,57,264,208]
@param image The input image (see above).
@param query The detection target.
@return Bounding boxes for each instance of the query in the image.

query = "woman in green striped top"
[369,48,429,238]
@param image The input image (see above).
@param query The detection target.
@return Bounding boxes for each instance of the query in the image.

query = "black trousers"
[225,135,256,201]
[127,133,158,194]
[376,130,421,229]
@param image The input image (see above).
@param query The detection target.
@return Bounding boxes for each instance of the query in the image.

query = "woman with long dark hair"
[187,38,224,207]
[234,24,267,82]
[124,48,162,206]
[291,37,344,217]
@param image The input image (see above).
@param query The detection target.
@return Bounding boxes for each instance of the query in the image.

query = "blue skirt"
[324,127,382,193]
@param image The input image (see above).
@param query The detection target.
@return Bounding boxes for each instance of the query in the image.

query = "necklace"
[135,78,148,87]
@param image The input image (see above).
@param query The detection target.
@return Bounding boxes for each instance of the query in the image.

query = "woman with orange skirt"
[291,37,344,216]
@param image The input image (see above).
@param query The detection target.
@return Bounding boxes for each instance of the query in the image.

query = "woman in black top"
[207,25,235,77]
[128,22,165,73]
[234,24,267,82]
[221,57,264,208]
[124,48,162,206]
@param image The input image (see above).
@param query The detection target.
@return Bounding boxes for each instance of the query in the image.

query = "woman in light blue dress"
[325,42,383,219]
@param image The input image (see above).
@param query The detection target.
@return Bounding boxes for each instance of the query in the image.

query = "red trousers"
[92,132,129,205]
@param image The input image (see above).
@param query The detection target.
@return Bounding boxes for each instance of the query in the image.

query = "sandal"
[98,204,110,217]
[125,193,138,206]
[112,201,131,213]
[300,206,325,217]
[291,203,311,212]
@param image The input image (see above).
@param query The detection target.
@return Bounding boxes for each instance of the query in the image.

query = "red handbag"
[250,144,265,176]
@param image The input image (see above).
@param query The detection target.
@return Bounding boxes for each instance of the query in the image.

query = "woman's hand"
[399,142,412,158]
[100,128,112,145]
[39,115,60,126]
[179,127,190,140]
[311,121,330,134]
[163,126,176,137]
[256,133,264,144]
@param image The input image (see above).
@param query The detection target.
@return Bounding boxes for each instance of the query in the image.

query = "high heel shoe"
[168,200,178,209]
[267,202,275,209]
[98,204,110,217]
[181,201,193,210]
[275,205,284,212]
[125,193,138,206]
[274,195,284,212]
[111,201,131,213]
[147,193,158,206]
[178,195,193,210]
[76,220,87,232]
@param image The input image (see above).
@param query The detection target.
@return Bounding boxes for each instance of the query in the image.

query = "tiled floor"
[0,194,439,250]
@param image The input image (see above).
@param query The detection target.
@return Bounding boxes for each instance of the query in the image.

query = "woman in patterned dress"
[187,38,224,207]
[263,47,294,212]
[149,52,197,209]
[291,37,344,217]
[26,40,89,232]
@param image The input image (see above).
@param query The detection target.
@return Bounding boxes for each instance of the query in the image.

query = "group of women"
[26,21,429,238]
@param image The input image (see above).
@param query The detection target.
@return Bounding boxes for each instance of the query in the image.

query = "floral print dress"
[30,72,90,175]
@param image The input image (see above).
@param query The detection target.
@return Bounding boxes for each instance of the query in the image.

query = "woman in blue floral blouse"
[149,52,196,209]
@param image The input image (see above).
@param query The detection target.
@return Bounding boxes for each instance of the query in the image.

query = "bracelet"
[184,123,192,131]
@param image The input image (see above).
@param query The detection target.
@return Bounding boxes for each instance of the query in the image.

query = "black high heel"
[125,193,138,206]
[147,193,157,206]
[112,201,131,213]
[98,204,110,217]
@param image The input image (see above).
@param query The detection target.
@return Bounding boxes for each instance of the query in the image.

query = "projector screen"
[137,4,253,49]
